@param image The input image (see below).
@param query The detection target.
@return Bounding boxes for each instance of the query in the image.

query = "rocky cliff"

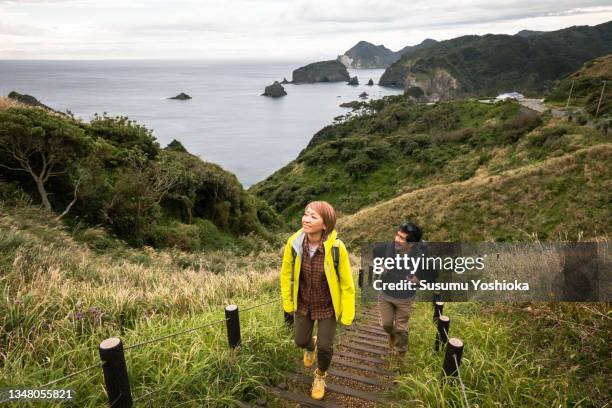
[337,39,437,69]
[379,20,612,101]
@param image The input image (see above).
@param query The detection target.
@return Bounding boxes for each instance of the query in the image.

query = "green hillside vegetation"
[337,143,611,244]
[250,95,609,231]
[0,100,282,250]
[1,203,609,407]
[379,21,612,99]
[547,54,612,119]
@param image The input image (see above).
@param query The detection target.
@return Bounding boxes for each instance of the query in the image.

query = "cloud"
[0,0,610,59]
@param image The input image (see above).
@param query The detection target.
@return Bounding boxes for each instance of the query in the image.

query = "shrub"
[148,222,201,251]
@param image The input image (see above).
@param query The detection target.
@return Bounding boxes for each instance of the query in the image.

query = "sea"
[0,60,402,187]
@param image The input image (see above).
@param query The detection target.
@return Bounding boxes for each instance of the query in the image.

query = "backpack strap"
[332,240,341,282]
[291,247,297,284]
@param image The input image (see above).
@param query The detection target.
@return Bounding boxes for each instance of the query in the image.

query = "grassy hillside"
[1,202,609,407]
[251,95,609,231]
[379,21,612,100]
[337,143,611,244]
[547,54,612,117]
[0,202,296,406]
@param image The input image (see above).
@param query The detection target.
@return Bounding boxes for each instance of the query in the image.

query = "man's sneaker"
[303,336,317,368]
[311,368,327,400]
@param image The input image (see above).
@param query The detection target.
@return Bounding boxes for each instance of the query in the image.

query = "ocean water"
[0,60,402,187]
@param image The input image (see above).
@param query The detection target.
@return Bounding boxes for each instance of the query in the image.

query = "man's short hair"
[399,222,422,242]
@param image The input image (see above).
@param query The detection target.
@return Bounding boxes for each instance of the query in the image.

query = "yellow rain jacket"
[280,228,355,326]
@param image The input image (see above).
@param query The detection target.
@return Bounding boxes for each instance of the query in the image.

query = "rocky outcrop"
[347,76,359,86]
[168,93,192,100]
[367,78,374,86]
[359,92,368,99]
[7,91,66,116]
[8,91,53,110]
[403,69,460,102]
[337,39,438,69]
[280,78,290,84]
[262,81,287,97]
[292,60,350,84]
[339,100,362,109]
[337,41,397,69]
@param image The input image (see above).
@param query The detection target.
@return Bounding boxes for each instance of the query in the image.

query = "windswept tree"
[0,108,92,216]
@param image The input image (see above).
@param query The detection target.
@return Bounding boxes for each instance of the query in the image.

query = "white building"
[495,92,525,101]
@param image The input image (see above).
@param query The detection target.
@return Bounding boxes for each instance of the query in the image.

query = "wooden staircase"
[239,304,395,407]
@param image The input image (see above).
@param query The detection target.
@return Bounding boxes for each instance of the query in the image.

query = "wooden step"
[284,372,381,403]
[340,342,388,356]
[333,357,394,376]
[266,386,342,408]
[327,368,387,387]
[349,337,389,350]
[335,350,386,365]
[349,331,390,344]
[349,327,387,337]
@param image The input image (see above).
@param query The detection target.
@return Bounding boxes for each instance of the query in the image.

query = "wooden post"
[434,315,450,352]
[367,266,373,288]
[595,80,607,118]
[358,268,364,288]
[442,337,464,376]
[565,79,574,108]
[225,304,241,348]
[433,301,444,323]
[432,291,441,305]
[99,337,132,408]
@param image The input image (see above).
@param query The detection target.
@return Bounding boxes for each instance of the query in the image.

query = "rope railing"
[124,317,229,351]
[0,361,105,404]
[2,297,281,406]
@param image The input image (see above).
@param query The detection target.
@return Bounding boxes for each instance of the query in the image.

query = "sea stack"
[347,76,359,86]
[292,60,350,84]
[367,78,374,86]
[262,81,287,97]
[168,93,192,100]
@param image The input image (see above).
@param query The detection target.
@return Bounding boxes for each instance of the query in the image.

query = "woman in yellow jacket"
[280,201,355,400]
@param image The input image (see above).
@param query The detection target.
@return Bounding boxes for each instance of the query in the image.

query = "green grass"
[1,202,610,407]
[389,302,611,407]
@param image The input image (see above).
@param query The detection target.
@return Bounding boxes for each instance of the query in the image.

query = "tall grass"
[389,301,611,407]
[0,204,298,406]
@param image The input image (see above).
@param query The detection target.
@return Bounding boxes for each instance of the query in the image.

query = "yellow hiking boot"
[303,336,317,368]
[311,368,326,400]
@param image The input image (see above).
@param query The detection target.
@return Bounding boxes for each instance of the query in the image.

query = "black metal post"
[99,337,132,408]
[442,337,464,376]
[433,301,444,323]
[367,266,373,287]
[358,268,364,288]
[434,315,450,352]
[225,304,241,348]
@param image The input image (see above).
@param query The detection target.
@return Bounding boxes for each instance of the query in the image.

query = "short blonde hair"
[305,201,336,237]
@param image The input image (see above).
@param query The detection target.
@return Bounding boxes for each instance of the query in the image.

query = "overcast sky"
[0,0,611,60]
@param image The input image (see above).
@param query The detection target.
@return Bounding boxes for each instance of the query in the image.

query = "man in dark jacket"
[373,222,432,356]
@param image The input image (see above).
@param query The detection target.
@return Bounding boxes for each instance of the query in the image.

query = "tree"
[0,108,92,215]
